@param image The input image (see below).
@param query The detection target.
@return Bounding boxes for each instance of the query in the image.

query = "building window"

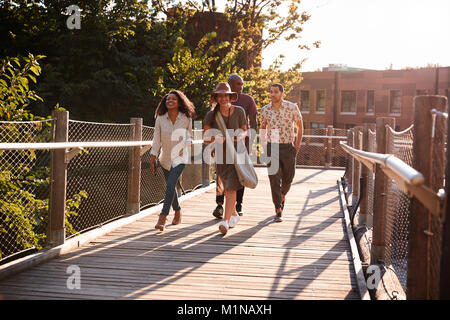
[341,90,357,113]
[390,90,402,114]
[416,89,428,96]
[300,90,310,113]
[345,123,355,129]
[366,90,374,114]
[311,122,325,129]
[316,90,326,113]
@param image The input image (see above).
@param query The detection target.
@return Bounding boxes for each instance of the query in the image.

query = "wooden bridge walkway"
[0,168,361,300]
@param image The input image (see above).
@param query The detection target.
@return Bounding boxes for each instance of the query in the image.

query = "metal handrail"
[340,141,444,217]
[339,141,424,185]
[0,140,204,151]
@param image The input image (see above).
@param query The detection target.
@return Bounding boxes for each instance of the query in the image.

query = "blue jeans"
[161,164,186,216]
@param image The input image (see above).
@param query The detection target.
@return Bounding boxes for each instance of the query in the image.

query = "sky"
[261,0,450,71]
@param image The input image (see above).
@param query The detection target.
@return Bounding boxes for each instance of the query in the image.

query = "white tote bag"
[215,111,258,189]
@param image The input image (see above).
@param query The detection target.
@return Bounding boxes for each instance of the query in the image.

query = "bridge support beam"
[127,118,142,215]
[325,125,333,168]
[441,95,450,299]
[48,110,69,247]
[370,117,395,265]
[409,95,447,299]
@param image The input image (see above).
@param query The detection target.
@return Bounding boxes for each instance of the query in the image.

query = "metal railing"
[1,112,348,263]
[0,111,207,263]
[254,126,347,167]
[340,95,449,300]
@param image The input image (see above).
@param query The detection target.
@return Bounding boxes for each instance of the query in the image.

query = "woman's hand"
[215,134,225,144]
[150,154,156,175]
[234,130,247,142]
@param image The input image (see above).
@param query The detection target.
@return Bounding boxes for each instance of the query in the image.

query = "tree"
[1,0,317,123]
[0,54,86,259]
[155,0,317,110]
[0,53,44,121]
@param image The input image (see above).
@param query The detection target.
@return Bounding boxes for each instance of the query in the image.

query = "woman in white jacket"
[150,90,196,231]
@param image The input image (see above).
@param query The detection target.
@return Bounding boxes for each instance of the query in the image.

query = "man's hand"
[295,119,303,154]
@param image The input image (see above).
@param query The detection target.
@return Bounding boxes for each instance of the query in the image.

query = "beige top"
[260,99,303,143]
[150,112,193,170]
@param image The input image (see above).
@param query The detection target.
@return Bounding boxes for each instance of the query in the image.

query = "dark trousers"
[267,143,297,210]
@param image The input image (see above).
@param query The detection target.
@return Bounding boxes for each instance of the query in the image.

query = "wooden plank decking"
[0,168,360,300]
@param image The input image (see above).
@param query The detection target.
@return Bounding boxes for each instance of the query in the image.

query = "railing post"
[202,142,211,187]
[48,110,69,247]
[346,129,354,191]
[440,96,450,299]
[358,124,370,226]
[370,117,395,264]
[352,126,362,206]
[408,95,447,299]
[197,120,210,187]
[325,125,333,168]
[127,118,142,215]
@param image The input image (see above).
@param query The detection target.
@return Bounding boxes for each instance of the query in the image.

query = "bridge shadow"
[2,170,356,299]
[58,212,274,299]
[291,169,325,186]
[266,185,358,299]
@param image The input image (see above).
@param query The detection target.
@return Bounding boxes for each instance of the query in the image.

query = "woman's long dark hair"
[155,90,196,119]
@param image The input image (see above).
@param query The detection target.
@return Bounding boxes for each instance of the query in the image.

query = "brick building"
[288,65,450,130]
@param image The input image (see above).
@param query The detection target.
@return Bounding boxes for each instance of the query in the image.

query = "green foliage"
[0,54,44,121]
[162,32,236,119]
[241,61,304,111]
[0,54,87,259]
[1,0,313,125]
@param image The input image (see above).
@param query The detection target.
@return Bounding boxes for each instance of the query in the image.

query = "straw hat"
[211,82,238,103]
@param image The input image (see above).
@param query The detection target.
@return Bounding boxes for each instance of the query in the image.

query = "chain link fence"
[0,119,53,262]
[66,120,134,235]
[342,96,448,299]
[140,125,166,209]
[384,125,415,290]
[295,128,347,167]
[2,119,347,263]
[1,119,207,263]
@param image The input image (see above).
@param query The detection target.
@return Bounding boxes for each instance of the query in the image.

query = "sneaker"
[274,212,283,222]
[229,215,240,228]
[212,205,224,219]
[218,220,229,234]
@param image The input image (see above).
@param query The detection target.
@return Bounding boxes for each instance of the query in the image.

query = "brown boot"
[155,214,167,231]
[172,210,182,225]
